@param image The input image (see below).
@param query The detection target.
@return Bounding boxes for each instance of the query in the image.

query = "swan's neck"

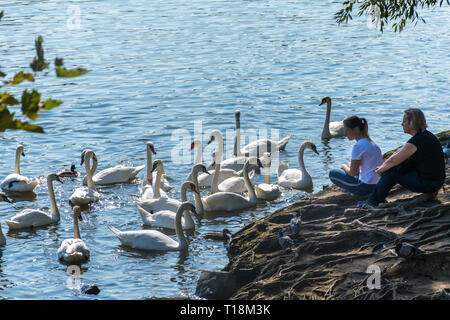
[264,163,271,184]
[322,100,332,137]
[89,155,98,178]
[85,155,96,190]
[194,141,202,165]
[154,163,163,198]
[175,204,189,250]
[48,178,60,220]
[211,133,224,194]
[298,145,308,176]
[235,120,243,157]
[74,216,81,239]
[146,148,153,184]
[14,148,21,174]
[243,161,257,202]
[191,168,204,215]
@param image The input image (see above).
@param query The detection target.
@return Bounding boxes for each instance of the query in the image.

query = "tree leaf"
[42,98,62,110]
[21,89,42,120]
[0,108,44,133]
[10,71,35,85]
[0,92,20,106]
[55,66,89,78]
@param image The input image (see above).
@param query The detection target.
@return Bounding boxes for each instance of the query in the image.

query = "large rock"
[195,270,237,300]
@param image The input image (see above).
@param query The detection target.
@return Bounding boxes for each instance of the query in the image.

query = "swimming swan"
[82,152,145,186]
[320,96,345,139]
[234,110,290,157]
[141,146,169,200]
[109,202,197,251]
[141,142,172,192]
[255,152,281,201]
[4,173,63,229]
[197,130,242,191]
[137,181,199,230]
[201,157,263,213]
[1,144,38,193]
[218,170,256,194]
[57,206,90,264]
[69,150,100,206]
[277,141,319,192]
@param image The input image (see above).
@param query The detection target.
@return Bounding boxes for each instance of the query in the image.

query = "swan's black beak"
[202,165,211,175]
[21,152,25,157]
[207,136,215,145]
[312,144,319,155]
[190,141,195,151]
[149,145,157,155]
[257,158,264,168]
[151,162,158,173]
[191,207,198,216]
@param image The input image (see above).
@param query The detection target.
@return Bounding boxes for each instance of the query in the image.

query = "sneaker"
[357,200,376,209]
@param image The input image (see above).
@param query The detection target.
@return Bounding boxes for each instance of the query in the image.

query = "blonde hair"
[404,109,427,133]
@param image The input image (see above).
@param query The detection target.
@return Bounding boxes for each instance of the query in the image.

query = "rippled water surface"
[0,0,449,299]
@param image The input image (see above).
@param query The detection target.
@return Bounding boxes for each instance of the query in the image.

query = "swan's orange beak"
[207,136,215,145]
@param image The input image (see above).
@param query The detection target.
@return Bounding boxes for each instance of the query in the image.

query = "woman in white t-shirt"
[329,115,383,196]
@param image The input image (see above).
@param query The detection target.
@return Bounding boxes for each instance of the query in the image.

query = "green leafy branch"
[335,0,450,32]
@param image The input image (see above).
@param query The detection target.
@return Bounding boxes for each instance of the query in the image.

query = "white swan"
[1,144,38,193]
[200,157,263,213]
[4,173,62,229]
[109,202,197,251]
[234,110,291,157]
[57,205,90,264]
[277,141,319,191]
[255,152,281,201]
[82,151,145,186]
[320,96,345,139]
[141,148,168,200]
[185,140,207,182]
[69,150,100,206]
[197,130,242,191]
[218,169,256,194]
[141,142,172,192]
[136,160,178,211]
[188,164,210,216]
[137,181,198,230]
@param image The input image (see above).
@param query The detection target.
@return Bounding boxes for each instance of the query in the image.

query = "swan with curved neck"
[69,150,100,206]
[320,96,345,139]
[255,152,281,201]
[234,110,291,157]
[141,148,168,200]
[278,141,319,191]
[141,142,172,192]
[1,144,38,192]
[136,159,191,212]
[109,202,197,251]
[4,173,63,229]
[82,152,145,186]
[199,157,263,213]
[137,181,199,230]
[188,164,209,216]
[57,206,90,264]
[197,130,243,191]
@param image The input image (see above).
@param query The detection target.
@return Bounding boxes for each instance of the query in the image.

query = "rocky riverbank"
[196,130,450,300]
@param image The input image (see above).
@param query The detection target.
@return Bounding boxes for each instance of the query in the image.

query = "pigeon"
[290,213,301,235]
[395,242,422,258]
[278,229,294,249]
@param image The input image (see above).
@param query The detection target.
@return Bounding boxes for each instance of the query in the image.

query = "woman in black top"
[359,108,445,208]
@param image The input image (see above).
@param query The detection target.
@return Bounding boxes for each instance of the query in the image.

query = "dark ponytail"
[343,115,370,139]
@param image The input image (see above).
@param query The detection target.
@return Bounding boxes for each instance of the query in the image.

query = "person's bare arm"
[341,159,361,177]
[374,143,417,175]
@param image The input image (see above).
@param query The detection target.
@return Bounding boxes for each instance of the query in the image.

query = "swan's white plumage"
[69,150,100,206]
[1,145,38,193]
[278,141,318,191]
[4,173,62,230]
[320,96,345,139]
[109,202,196,251]
[255,153,281,201]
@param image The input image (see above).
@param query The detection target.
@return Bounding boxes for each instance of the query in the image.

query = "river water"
[0,0,449,299]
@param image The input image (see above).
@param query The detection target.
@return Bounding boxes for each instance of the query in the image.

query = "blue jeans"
[367,165,444,206]
[329,169,377,196]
